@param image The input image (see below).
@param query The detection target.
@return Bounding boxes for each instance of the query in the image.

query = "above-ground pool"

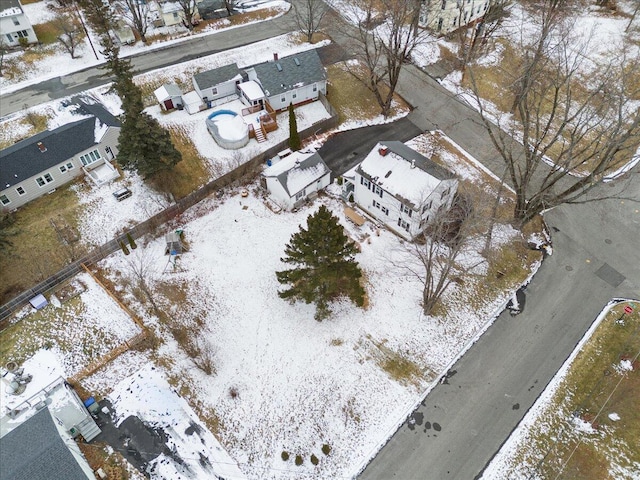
[206,109,249,149]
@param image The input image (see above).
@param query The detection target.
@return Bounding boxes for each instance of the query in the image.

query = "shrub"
[295,455,303,466]
[348,193,354,203]
[120,241,130,255]
[310,454,319,465]
[127,232,137,249]
[336,176,343,186]
[229,386,239,399]
[281,451,289,461]
[321,444,331,455]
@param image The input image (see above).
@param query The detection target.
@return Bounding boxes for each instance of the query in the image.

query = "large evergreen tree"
[288,103,301,151]
[276,206,365,321]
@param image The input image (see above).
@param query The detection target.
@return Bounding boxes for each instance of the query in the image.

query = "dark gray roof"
[0,0,22,14]
[0,408,92,480]
[382,140,455,180]
[252,49,326,97]
[1,102,120,189]
[193,63,244,90]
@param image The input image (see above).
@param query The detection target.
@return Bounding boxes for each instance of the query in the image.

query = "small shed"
[165,231,182,255]
[182,90,204,115]
[154,83,184,111]
[29,294,48,310]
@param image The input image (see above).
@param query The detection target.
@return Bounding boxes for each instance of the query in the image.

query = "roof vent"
[384,170,392,178]
[37,142,47,153]
[294,58,300,66]
[378,146,388,156]
[276,63,282,72]
[273,52,278,61]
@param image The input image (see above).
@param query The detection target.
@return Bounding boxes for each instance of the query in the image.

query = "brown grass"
[0,186,87,304]
[78,441,135,480]
[369,337,428,388]
[33,21,62,45]
[0,112,51,149]
[148,125,211,199]
[326,62,410,125]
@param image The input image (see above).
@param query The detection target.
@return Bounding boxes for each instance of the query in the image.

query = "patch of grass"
[369,338,426,387]
[0,186,86,305]
[148,125,211,199]
[326,62,409,125]
[330,338,344,346]
[511,302,640,479]
[0,112,52,149]
[33,21,62,45]
[1,45,56,81]
[78,442,135,480]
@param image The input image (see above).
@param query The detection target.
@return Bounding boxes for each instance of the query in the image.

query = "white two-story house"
[0,0,38,46]
[343,141,458,240]
[419,0,492,35]
[0,103,121,212]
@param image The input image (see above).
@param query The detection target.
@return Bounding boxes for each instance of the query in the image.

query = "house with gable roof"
[246,49,327,112]
[261,150,331,210]
[0,0,38,47]
[193,62,247,106]
[342,141,458,240]
[0,102,121,212]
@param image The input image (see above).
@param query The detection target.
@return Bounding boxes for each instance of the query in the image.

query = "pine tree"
[288,103,301,151]
[276,206,365,321]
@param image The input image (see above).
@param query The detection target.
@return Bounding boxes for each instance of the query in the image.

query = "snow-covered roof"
[154,83,183,102]
[238,80,264,101]
[357,141,455,207]
[263,150,330,197]
[181,90,201,105]
[160,1,181,14]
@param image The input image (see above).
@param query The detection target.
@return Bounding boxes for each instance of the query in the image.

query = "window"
[422,201,432,213]
[13,17,20,26]
[295,190,304,200]
[59,162,74,173]
[16,186,25,196]
[361,177,371,189]
[80,149,101,166]
[397,218,410,231]
[35,174,53,186]
[400,203,412,217]
[313,84,317,92]
[281,97,285,103]
[437,18,443,31]
[6,34,12,42]
[372,200,381,209]
[0,195,10,206]
[17,30,28,38]
[173,12,179,19]
[211,87,218,95]
[441,0,446,9]
[381,206,389,215]
[292,93,297,99]
[440,187,451,199]
[373,185,383,198]
[105,146,114,158]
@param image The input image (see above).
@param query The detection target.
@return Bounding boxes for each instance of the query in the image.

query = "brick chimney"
[37,142,47,153]
[378,146,388,156]
[273,52,278,61]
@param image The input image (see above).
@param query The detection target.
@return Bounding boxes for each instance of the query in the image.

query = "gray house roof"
[252,49,326,97]
[361,140,456,181]
[0,104,120,190]
[193,63,245,91]
[0,408,92,480]
[0,0,23,15]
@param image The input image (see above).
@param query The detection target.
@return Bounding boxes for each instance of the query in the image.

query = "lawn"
[484,300,640,480]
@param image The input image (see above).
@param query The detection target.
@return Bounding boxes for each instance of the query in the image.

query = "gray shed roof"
[0,408,93,480]
[1,103,119,190]
[252,49,326,97]
[193,63,244,90]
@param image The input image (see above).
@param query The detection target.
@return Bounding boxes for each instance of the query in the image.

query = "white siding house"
[419,0,491,35]
[0,103,121,212]
[0,0,38,46]
[193,63,246,105]
[247,49,327,112]
[343,141,458,240]
[155,0,203,27]
[261,151,331,210]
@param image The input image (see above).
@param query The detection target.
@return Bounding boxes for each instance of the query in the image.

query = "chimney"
[378,146,388,156]
[273,52,278,61]
[410,159,416,169]
[37,142,47,153]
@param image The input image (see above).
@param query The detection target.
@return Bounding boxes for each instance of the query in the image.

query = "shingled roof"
[0,408,92,480]
[263,151,330,197]
[252,49,326,97]
[0,102,120,190]
[193,63,245,90]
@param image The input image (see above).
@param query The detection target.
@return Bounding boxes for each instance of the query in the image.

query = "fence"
[0,102,339,323]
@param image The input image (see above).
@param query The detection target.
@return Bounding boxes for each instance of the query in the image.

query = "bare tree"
[176,0,199,30]
[0,37,8,77]
[342,0,428,117]
[395,195,478,315]
[112,0,150,43]
[293,0,328,43]
[627,1,640,32]
[223,0,240,17]
[52,7,84,58]
[469,0,640,226]
[125,246,161,315]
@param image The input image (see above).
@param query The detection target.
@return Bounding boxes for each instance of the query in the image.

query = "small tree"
[126,232,137,249]
[52,7,84,59]
[112,0,150,43]
[176,0,199,30]
[276,206,365,321]
[288,103,301,151]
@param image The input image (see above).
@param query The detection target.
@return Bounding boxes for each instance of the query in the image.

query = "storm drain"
[595,263,626,288]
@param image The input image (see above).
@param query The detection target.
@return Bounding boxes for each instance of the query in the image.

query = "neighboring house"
[113,19,135,45]
[156,0,202,27]
[154,83,184,111]
[342,141,458,240]
[419,0,491,35]
[261,150,331,210]
[193,63,246,105]
[0,103,121,212]
[0,0,38,46]
[246,49,327,112]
